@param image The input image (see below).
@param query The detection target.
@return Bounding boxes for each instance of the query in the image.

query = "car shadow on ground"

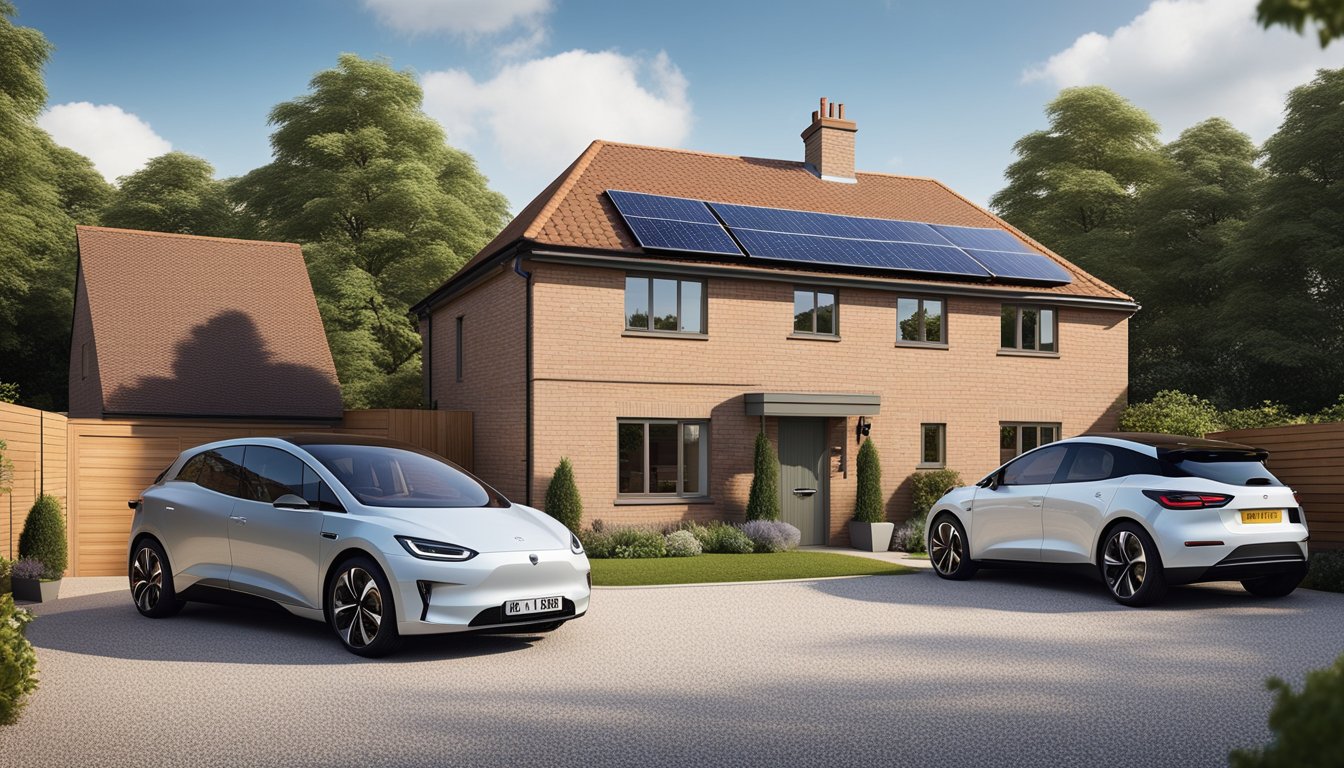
[25,590,552,664]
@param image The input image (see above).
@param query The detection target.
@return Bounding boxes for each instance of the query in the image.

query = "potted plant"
[850,437,894,551]
[14,494,68,602]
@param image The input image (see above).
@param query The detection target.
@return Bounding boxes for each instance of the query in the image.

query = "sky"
[18,0,1344,213]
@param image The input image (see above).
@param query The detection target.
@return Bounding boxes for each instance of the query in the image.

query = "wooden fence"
[1211,422,1344,550]
[0,404,472,575]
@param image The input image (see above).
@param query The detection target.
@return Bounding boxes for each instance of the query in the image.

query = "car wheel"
[1241,571,1304,598]
[328,557,402,657]
[1100,522,1167,607]
[129,538,184,618]
[929,515,977,580]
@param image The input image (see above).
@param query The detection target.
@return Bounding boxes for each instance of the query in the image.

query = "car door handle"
[792,488,817,497]
[1030,498,1043,507]
[230,515,247,525]
[164,506,174,512]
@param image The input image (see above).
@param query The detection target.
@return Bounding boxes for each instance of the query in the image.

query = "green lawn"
[590,552,917,587]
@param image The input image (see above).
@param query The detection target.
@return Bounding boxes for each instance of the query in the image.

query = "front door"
[779,418,827,546]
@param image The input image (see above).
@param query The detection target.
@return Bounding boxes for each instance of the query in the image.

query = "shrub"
[854,437,885,523]
[0,593,38,725]
[1229,652,1344,768]
[1221,401,1303,430]
[1308,395,1344,424]
[893,514,927,553]
[663,530,703,557]
[0,439,13,496]
[609,527,665,559]
[17,495,67,579]
[0,558,10,594]
[1118,390,1222,436]
[578,528,614,559]
[10,559,44,581]
[745,431,780,521]
[543,457,583,532]
[911,468,963,518]
[701,523,755,554]
[0,382,18,404]
[1302,550,1344,593]
[740,520,801,553]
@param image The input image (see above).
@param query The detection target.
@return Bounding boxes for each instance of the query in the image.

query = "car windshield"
[301,443,508,508]
[1170,459,1281,486]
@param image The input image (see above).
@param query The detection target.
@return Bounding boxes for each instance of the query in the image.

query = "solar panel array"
[604,190,1072,285]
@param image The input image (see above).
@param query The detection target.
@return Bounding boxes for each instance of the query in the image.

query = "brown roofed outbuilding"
[69,226,342,420]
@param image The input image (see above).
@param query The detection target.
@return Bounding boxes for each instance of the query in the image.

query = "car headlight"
[570,532,584,555]
[396,536,477,562]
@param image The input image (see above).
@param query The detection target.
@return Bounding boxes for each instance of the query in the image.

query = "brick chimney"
[801,97,857,182]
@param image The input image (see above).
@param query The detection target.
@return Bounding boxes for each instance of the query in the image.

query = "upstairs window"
[897,297,945,345]
[793,288,837,336]
[625,276,705,334]
[1000,422,1060,464]
[1001,305,1057,352]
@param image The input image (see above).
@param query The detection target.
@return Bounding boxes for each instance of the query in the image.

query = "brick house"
[412,100,1136,545]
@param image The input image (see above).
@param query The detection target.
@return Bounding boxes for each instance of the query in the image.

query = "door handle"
[164,506,175,512]
[1030,498,1042,507]
[793,488,818,497]
[230,515,247,525]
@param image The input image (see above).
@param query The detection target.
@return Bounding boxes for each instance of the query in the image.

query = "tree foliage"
[1259,0,1344,46]
[103,152,239,236]
[854,437,885,523]
[234,55,509,408]
[745,431,780,521]
[17,494,67,579]
[1230,651,1344,768]
[1118,390,1224,437]
[544,457,583,533]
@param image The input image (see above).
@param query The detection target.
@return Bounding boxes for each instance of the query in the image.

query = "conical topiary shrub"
[746,431,780,521]
[544,457,583,533]
[854,437,884,523]
[18,494,68,579]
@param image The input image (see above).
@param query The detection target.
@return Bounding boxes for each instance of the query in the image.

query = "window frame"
[616,418,711,499]
[623,275,708,336]
[999,422,1062,464]
[918,423,946,469]
[895,295,948,347]
[790,287,839,338]
[1000,304,1059,354]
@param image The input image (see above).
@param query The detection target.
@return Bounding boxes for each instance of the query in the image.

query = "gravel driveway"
[5,570,1342,768]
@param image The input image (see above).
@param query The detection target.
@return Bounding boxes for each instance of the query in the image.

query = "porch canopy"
[743,392,880,418]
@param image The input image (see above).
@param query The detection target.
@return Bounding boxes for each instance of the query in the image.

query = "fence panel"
[0,402,68,561]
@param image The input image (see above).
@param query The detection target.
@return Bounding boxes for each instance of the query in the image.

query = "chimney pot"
[812,110,819,121]
[819,97,828,116]
[838,103,845,119]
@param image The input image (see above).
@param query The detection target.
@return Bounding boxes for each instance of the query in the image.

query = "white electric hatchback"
[926,433,1310,606]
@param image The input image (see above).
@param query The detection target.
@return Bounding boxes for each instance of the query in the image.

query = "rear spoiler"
[1157,446,1269,463]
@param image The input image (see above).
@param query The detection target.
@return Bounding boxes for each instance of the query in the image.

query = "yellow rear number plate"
[1241,509,1282,524]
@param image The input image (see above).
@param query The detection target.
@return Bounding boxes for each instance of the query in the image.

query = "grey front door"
[779,418,827,546]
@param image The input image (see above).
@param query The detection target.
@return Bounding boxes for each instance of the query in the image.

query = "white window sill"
[997,349,1060,358]
[788,333,841,342]
[622,330,709,340]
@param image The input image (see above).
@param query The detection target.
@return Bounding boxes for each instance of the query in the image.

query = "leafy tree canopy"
[103,152,238,236]
[1259,0,1344,46]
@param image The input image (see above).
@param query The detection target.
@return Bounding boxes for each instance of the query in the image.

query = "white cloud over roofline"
[38,102,172,183]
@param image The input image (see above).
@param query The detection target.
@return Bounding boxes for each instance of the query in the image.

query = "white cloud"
[362,0,550,36]
[422,49,692,209]
[1022,0,1344,140]
[38,102,172,182]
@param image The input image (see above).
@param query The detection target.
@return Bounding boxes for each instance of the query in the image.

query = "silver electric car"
[128,434,590,655]
[926,433,1310,606]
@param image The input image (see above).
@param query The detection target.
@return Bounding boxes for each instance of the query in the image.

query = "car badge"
[515,536,525,542]
[1263,495,1269,500]
[529,554,539,565]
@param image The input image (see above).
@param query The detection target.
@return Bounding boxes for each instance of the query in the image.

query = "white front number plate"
[505,596,562,616]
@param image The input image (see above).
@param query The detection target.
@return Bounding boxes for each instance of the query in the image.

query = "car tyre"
[327,556,402,657]
[929,514,977,581]
[129,538,185,618]
[1241,571,1304,598]
[1100,522,1167,607]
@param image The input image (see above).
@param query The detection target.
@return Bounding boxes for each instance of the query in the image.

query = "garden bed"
[590,552,917,587]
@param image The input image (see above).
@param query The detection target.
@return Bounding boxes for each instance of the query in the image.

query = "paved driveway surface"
[4,570,1342,768]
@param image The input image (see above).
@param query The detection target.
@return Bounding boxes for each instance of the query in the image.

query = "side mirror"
[273,493,312,510]
[985,474,1001,491]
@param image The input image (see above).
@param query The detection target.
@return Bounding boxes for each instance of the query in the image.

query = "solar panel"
[606,190,742,256]
[733,229,991,278]
[930,224,1034,254]
[962,250,1074,284]
[712,203,948,245]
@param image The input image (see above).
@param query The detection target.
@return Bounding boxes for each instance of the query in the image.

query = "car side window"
[239,446,305,504]
[1001,445,1068,486]
[195,446,246,497]
[176,453,206,483]
[302,464,345,513]
[1110,448,1168,479]
[1060,445,1114,483]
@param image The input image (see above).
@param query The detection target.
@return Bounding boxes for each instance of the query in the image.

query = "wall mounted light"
[855,416,871,443]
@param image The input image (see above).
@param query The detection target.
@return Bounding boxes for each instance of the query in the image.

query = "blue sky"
[19,0,1344,212]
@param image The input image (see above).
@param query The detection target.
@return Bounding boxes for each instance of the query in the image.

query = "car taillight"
[1143,490,1233,509]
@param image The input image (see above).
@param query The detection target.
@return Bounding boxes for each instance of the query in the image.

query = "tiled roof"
[75,226,343,419]
[439,141,1130,303]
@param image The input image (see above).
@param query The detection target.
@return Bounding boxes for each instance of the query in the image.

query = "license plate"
[1241,509,1282,524]
[504,596,561,616]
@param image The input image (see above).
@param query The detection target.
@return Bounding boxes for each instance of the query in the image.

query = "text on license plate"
[1241,509,1283,524]
[505,596,562,616]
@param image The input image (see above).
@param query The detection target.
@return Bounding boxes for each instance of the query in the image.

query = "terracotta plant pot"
[849,521,895,552]
[12,577,61,603]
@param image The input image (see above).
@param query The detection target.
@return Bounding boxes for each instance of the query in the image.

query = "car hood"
[374,503,570,553]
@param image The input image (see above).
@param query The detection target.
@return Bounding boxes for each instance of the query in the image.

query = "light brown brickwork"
[802,98,857,181]
[429,260,1129,544]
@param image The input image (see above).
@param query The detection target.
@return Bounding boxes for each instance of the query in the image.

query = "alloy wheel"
[930,521,963,575]
[130,547,163,612]
[1103,530,1147,599]
[332,567,383,649]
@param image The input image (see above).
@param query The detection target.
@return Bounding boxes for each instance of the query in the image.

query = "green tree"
[991,86,1165,291]
[1259,0,1344,46]
[17,494,67,579]
[745,431,780,521]
[854,437,884,523]
[1118,390,1223,437]
[543,457,583,533]
[1217,68,1344,412]
[1230,651,1344,767]
[103,152,239,236]
[1127,119,1263,403]
[234,54,509,408]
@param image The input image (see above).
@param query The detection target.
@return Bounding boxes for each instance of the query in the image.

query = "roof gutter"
[411,241,526,317]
